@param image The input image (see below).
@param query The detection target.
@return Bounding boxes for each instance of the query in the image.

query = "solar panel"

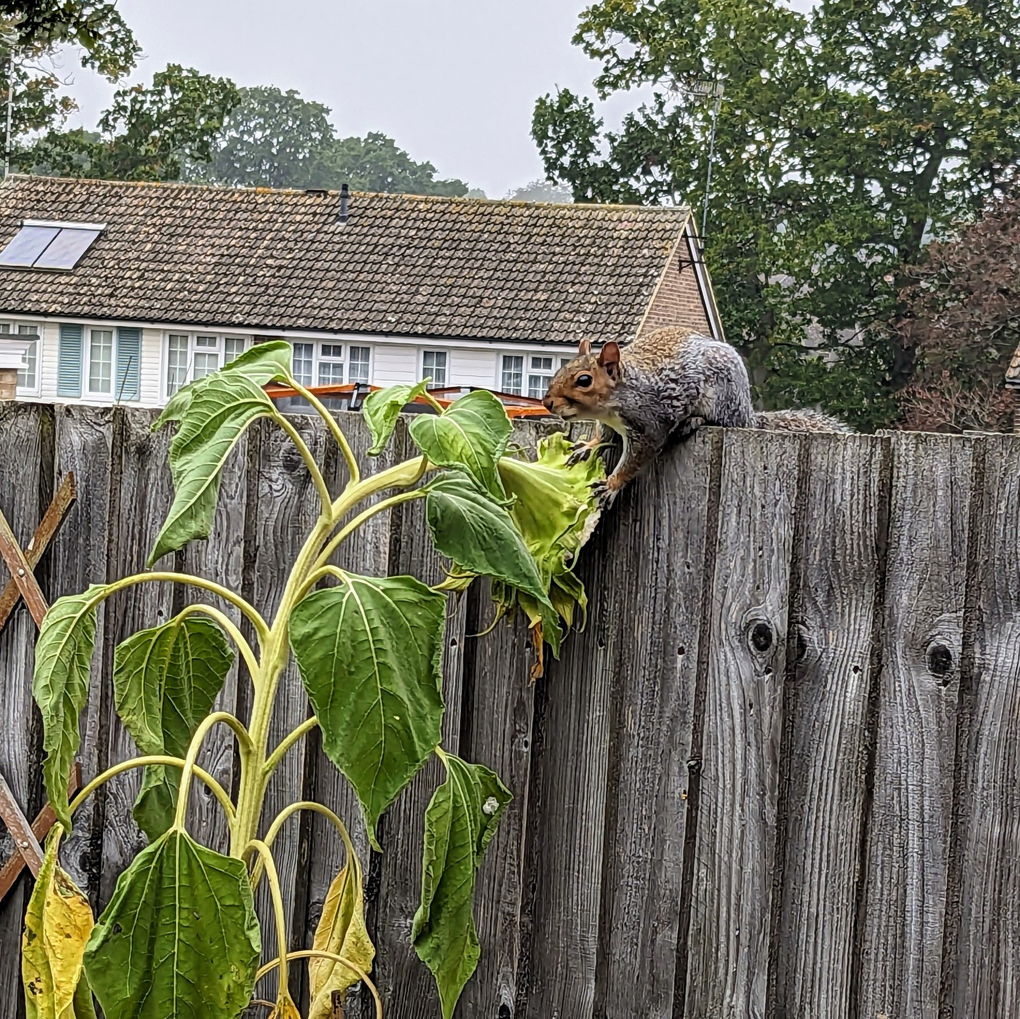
[0,225,60,266]
[33,228,102,270]
[0,224,102,270]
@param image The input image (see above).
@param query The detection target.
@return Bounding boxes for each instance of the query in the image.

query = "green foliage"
[28,359,606,1016]
[409,390,513,501]
[412,752,511,1019]
[113,616,234,839]
[492,432,604,672]
[20,64,239,182]
[32,585,105,832]
[290,573,447,850]
[149,342,292,564]
[0,1,139,153]
[425,472,550,605]
[532,0,1020,429]
[363,379,430,455]
[182,84,470,195]
[84,830,261,1019]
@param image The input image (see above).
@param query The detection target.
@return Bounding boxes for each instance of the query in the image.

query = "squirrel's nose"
[542,395,555,412]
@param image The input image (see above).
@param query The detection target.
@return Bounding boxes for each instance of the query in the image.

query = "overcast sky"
[55,0,650,198]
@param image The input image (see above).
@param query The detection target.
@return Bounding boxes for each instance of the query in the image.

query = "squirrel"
[542,326,852,506]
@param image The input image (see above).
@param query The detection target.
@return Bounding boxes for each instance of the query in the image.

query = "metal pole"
[702,85,723,239]
[4,49,13,179]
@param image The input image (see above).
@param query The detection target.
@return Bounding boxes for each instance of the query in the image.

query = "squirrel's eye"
[575,374,593,388]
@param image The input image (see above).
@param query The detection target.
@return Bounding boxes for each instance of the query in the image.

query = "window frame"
[0,319,42,396]
[499,352,572,397]
[85,326,115,396]
[287,340,374,389]
[163,331,251,397]
[420,348,450,387]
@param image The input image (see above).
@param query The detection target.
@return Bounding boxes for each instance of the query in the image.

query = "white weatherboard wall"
[371,343,419,386]
[15,314,574,407]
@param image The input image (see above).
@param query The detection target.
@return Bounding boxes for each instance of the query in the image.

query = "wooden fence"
[1,401,1019,1019]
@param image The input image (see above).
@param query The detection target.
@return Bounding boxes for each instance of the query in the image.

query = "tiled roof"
[0,175,692,345]
[1007,345,1020,385]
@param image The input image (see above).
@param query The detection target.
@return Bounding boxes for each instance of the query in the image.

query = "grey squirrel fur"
[542,326,852,505]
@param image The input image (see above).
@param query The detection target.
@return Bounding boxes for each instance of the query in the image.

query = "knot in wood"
[749,621,773,653]
[927,643,953,677]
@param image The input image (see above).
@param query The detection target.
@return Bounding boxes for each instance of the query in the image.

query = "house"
[0,175,724,408]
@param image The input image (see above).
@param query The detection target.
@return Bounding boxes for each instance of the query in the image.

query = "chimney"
[339,183,350,225]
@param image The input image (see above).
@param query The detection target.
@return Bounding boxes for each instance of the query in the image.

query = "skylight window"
[0,220,104,270]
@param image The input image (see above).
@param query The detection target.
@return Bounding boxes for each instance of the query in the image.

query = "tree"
[532,0,1020,429]
[0,1,139,145]
[894,192,1020,433]
[506,178,572,203]
[19,64,239,181]
[187,85,470,195]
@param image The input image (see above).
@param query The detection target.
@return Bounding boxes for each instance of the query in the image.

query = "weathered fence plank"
[591,431,717,1019]
[946,435,1020,1018]
[180,435,250,855]
[369,431,468,1019]
[770,433,889,1017]
[247,415,332,1002]
[96,408,176,908]
[684,429,800,1018]
[48,407,113,905]
[3,406,1020,1019]
[0,402,51,1019]
[857,432,973,1019]
[302,416,404,1019]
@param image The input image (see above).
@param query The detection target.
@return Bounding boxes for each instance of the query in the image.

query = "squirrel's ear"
[578,338,592,356]
[599,342,621,379]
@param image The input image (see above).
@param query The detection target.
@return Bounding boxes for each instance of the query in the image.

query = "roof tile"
[0,176,689,344]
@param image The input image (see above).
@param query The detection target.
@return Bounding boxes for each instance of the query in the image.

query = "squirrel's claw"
[567,443,595,467]
[591,478,619,511]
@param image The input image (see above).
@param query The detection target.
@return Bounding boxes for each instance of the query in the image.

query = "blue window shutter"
[57,323,83,398]
[116,327,141,401]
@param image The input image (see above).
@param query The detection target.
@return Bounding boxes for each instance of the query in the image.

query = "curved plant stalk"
[174,711,254,833]
[312,487,426,574]
[175,602,260,678]
[251,799,353,890]
[108,570,270,641]
[246,840,292,1004]
[67,754,234,822]
[283,375,361,485]
[255,951,383,1019]
[262,716,319,779]
[271,410,333,514]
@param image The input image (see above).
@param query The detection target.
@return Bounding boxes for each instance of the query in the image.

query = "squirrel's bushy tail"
[755,408,854,433]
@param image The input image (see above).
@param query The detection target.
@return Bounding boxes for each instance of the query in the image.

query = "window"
[501,355,523,394]
[318,344,346,386]
[286,342,372,389]
[0,221,103,270]
[500,354,571,396]
[165,333,251,396]
[422,350,448,386]
[292,343,313,387]
[348,346,371,384]
[87,329,113,394]
[0,321,40,392]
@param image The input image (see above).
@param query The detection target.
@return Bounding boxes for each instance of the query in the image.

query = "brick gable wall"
[637,233,713,338]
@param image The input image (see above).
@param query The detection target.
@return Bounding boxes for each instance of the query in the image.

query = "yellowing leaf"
[308,846,375,1018]
[22,825,94,1019]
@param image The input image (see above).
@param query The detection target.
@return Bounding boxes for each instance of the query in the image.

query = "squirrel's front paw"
[591,478,619,510]
[567,440,596,467]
